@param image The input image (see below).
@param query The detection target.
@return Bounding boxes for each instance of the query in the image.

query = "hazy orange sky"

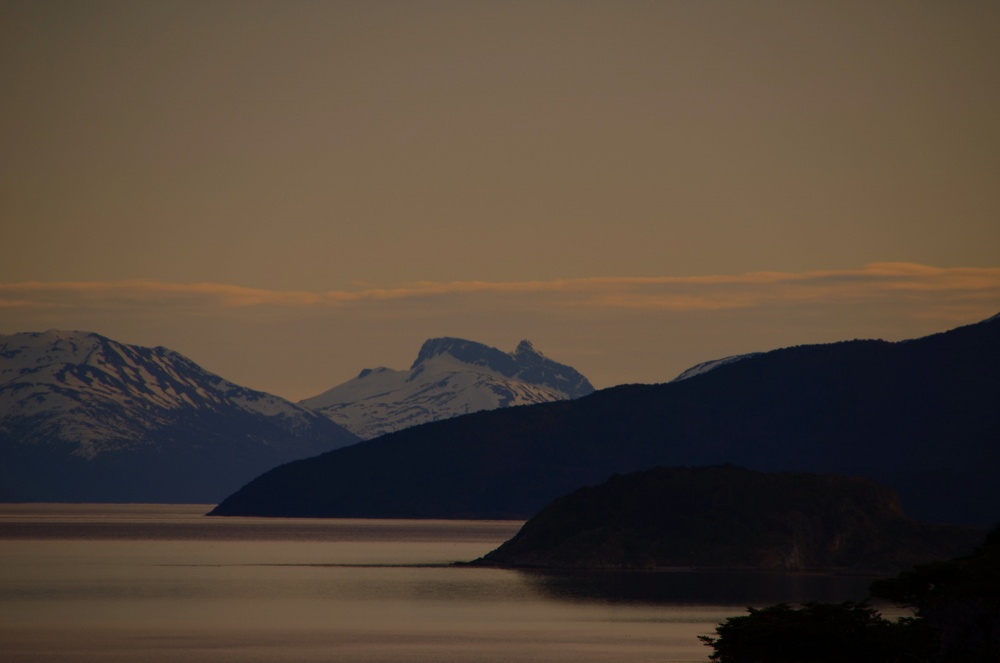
[2,1,998,400]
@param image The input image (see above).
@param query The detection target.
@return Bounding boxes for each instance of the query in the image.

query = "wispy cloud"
[4,263,996,399]
[2,263,998,316]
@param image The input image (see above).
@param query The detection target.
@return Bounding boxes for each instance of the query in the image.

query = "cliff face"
[478,466,982,573]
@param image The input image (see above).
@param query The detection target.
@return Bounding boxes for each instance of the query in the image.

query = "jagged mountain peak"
[412,337,547,368]
[411,337,505,369]
[302,336,594,439]
[515,339,540,356]
[408,337,593,397]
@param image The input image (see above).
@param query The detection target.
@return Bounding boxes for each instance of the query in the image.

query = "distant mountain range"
[301,338,594,439]
[0,331,358,503]
[210,313,1000,526]
[474,466,983,573]
[0,331,593,503]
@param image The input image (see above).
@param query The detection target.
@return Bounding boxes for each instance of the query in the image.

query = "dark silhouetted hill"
[474,466,983,572]
[210,314,1000,525]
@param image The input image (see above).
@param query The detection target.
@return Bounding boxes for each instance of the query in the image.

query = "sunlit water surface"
[0,504,878,662]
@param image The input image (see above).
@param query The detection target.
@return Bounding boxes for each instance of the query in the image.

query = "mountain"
[670,352,760,382]
[0,330,358,503]
[474,466,983,573]
[210,314,1000,525]
[300,337,594,439]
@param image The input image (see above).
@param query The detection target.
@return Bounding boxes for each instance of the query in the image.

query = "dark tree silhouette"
[698,601,931,662]
[870,525,1000,662]
[700,526,1000,662]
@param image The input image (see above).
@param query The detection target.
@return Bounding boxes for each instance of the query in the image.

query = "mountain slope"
[0,330,358,503]
[210,314,1000,525]
[301,337,594,439]
[476,466,983,572]
[670,352,760,382]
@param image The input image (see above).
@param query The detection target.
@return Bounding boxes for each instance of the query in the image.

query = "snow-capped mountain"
[0,330,358,503]
[301,338,594,439]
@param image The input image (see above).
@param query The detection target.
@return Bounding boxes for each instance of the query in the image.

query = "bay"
[0,504,879,662]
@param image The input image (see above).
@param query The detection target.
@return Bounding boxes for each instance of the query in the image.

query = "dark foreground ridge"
[700,525,1000,662]
[472,466,983,573]
[210,314,1000,526]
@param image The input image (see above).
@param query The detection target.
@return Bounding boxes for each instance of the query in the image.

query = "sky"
[2,0,999,401]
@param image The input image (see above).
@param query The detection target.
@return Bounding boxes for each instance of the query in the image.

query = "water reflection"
[517,568,878,606]
[2,504,877,662]
[0,503,523,544]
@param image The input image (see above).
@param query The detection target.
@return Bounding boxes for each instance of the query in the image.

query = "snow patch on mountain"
[0,330,348,459]
[670,353,761,383]
[301,337,594,439]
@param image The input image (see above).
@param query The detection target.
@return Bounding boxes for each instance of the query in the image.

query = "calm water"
[0,504,880,662]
